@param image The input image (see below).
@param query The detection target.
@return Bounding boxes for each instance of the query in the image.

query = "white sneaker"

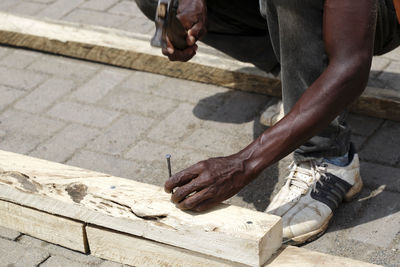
[266,146,363,245]
[260,100,284,127]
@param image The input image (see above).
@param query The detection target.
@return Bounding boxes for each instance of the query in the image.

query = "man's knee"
[135,0,158,21]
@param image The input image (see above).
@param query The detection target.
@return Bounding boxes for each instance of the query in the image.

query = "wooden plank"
[0,13,398,121]
[0,12,281,97]
[266,246,380,267]
[0,200,87,253]
[87,225,245,267]
[0,150,282,266]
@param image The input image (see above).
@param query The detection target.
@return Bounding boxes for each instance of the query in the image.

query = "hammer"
[150,0,189,50]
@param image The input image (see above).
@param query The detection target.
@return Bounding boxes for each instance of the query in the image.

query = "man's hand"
[164,155,254,211]
[162,0,207,62]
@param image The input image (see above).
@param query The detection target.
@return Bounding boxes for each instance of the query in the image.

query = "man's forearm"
[237,58,371,178]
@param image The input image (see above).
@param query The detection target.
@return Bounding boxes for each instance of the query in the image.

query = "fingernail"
[167,47,174,54]
[189,36,196,44]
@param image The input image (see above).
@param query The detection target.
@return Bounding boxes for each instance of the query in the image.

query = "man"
[135,0,400,244]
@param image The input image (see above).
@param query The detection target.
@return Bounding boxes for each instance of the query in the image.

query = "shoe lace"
[286,160,328,197]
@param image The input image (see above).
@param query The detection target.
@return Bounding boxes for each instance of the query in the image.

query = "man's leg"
[264,0,350,162]
[263,0,400,244]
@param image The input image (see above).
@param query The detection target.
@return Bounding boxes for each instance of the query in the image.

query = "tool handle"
[166,0,189,50]
[167,14,189,50]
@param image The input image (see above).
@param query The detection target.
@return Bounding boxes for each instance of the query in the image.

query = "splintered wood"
[0,150,282,266]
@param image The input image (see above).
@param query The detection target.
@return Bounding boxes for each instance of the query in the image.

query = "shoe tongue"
[288,161,314,194]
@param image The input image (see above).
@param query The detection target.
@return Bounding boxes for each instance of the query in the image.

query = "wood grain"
[0,200,87,252]
[87,225,246,267]
[0,13,397,121]
[0,150,282,266]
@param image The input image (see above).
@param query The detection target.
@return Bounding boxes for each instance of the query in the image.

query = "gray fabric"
[135,0,400,162]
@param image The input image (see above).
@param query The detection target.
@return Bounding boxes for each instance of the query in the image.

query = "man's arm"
[165,0,378,211]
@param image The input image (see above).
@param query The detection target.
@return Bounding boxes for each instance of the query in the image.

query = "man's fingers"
[192,198,218,212]
[167,45,197,62]
[171,179,205,204]
[164,171,196,193]
[177,187,215,210]
[188,23,206,42]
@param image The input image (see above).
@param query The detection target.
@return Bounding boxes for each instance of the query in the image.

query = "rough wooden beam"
[267,246,380,266]
[0,200,87,253]
[0,150,282,266]
[0,12,398,121]
[0,12,281,97]
[87,225,246,267]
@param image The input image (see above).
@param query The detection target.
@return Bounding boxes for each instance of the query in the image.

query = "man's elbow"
[332,53,372,94]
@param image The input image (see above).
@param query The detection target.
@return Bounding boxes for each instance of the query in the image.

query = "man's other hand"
[164,155,254,212]
[162,0,207,62]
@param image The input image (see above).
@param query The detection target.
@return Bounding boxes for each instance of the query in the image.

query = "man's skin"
[163,0,377,212]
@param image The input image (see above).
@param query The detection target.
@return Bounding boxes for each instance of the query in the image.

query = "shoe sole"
[285,173,363,246]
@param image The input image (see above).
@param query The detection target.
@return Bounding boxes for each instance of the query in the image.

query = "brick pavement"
[0,44,399,266]
[0,1,398,266]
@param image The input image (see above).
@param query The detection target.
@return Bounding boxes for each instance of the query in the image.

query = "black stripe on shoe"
[310,173,352,211]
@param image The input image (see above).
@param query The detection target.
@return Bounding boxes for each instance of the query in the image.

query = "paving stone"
[182,128,248,156]
[0,46,12,59]
[71,68,129,104]
[348,190,400,248]
[0,109,64,136]
[87,114,154,156]
[40,255,90,267]
[64,8,130,28]
[30,0,55,3]
[67,149,135,179]
[367,76,386,88]
[361,120,400,165]
[28,54,99,82]
[18,235,103,265]
[117,17,156,35]
[304,230,392,266]
[378,61,400,90]
[47,101,120,128]
[125,140,209,170]
[347,113,383,137]
[109,0,144,17]
[350,135,366,152]
[117,71,165,92]
[14,77,75,113]
[0,85,25,112]
[382,46,400,61]
[80,0,120,11]
[360,161,400,192]
[141,75,230,107]
[0,132,48,154]
[0,66,47,90]
[147,103,212,145]
[370,56,390,76]
[0,0,19,10]
[101,86,177,118]
[30,123,100,162]
[0,49,41,69]
[0,238,50,267]
[0,226,20,240]
[7,1,47,16]
[37,0,85,19]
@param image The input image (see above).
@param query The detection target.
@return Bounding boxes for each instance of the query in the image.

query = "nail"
[166,154,172,178]
[167,47,174,54]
